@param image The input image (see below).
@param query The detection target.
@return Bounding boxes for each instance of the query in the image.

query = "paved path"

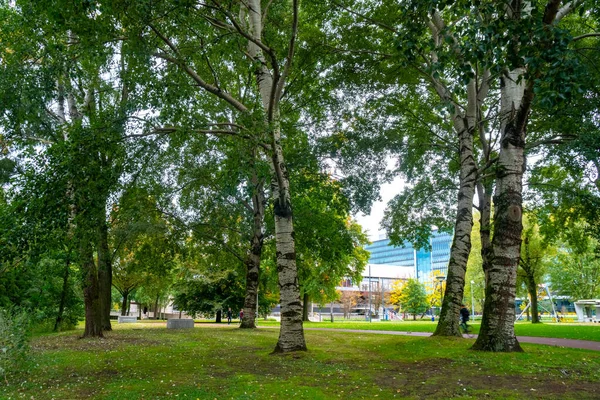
[257,326,600,351]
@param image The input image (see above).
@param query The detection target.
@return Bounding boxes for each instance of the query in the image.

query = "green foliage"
[548,223,600,301]
[0,308,30,383]
[390,278,430,319]
[172,270,244,318]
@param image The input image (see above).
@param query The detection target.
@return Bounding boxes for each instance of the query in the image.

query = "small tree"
[390,279,429,321]
[337,290,361,319]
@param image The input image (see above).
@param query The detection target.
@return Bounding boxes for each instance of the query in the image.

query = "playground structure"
[516,283,560,322]
[574,300,600,322]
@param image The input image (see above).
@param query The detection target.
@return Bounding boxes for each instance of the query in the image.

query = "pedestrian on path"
[227,307,232,325]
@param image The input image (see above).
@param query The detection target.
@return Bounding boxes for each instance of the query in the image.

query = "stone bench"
[167,319,195,329]
[117,316,138,323]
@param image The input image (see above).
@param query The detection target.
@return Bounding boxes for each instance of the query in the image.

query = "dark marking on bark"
[274,199,293,218]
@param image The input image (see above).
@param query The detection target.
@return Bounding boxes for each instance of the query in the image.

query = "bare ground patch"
[32,332,164,351]
[374,358,600,399]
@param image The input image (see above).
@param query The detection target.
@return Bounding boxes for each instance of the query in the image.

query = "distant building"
[364,231,453,284]
[325,231,452,320]
[339,263,414,293]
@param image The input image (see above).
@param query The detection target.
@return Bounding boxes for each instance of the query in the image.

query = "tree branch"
[573,33,600,41]
[149,25,248,113]
[331,1,397,33]
[274,0,298,105]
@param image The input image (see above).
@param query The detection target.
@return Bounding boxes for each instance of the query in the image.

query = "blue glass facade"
[365,231,453,282]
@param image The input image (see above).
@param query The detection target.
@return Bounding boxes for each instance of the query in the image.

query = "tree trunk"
[243,0,305,353]
[272,192,306,352]
[120,289,130,316]
[473,68,530,352]
[97,220,112,331]
[154,295,160,320]
[216,309,222,323]
[522,237,541,323]
[434,117,477,337]
[81,241,103,338]
[54,250,72,332]
[477,180,494,285]
[241,171,264,329]
[526,276,540,324]
[302,293,310,322]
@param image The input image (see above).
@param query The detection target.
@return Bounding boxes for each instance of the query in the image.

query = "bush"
[0,308,31,384]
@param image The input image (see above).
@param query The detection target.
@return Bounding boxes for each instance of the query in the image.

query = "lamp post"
[435,275,446,316]
[470,280,475,317]
[368,264,372,322]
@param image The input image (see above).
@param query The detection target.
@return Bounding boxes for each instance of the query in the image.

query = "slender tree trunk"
[97,220,112,331]
[81,241,103,338]
[241,171,265,329]
[120,289,130,316]
[302,293,310,322]
[473,68,529,352]
[434,118,477,337]
[522,237,540,323]
[154,295,159,320]
[527,279,540,323]
[54,250,72,332]
[477,180,494,285]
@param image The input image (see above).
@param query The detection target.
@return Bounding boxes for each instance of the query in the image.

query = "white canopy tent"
[574,300,600,322]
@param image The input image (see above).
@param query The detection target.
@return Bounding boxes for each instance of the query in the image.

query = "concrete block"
[167,319,195,329]
[118,316,138,323]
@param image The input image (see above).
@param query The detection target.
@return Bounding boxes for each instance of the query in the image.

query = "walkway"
[305,327,600,351]
[257,326,600,351]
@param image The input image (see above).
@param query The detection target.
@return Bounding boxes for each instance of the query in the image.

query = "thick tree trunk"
[272,196,307,352]
[473,68,529,352]
[216,309,222,323]
[434,118,477,337]
[54,251,71,332]
[97,221,112,331]
[81,241,103,338]
[241,173,264,329]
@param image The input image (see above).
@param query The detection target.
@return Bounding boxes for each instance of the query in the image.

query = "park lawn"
[3,323,600,400]
[254,320,600,341]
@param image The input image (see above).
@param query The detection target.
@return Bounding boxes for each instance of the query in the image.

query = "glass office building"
[365,231,453,283]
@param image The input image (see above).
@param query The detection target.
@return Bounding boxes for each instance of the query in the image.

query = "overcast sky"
[354,176,405,241]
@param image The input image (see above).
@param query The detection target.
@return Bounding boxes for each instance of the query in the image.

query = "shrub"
[0,308,31,384]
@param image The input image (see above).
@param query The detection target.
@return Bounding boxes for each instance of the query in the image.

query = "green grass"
[2,323,600,399]
[254,320,600,341]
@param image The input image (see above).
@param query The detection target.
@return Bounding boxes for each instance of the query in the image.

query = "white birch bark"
[473,67,526,352]
[433,109,477,337]
[243,0,306,352]
[429,15,479,335]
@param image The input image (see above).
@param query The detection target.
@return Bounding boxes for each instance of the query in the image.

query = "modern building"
[365,231,453,284]
[339,263,414,293]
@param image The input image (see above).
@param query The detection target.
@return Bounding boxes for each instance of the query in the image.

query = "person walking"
[226,307,232,325]
[459,304,470,333]
[239,309,244,323]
